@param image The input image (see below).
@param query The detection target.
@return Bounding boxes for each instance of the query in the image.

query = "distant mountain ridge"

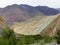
[0,4,59,25]
[57,8,60,12]
[36,6,59,15]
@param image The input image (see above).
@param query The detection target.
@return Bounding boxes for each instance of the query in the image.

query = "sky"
[0,0,60,8]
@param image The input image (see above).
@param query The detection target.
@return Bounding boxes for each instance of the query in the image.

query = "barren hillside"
[11,14,60,35]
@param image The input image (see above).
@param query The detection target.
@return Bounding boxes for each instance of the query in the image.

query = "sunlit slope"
[11,14,60,35]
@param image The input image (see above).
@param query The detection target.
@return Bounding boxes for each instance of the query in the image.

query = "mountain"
[11,14,60,35]
[0,4,45,25]
[57,8,60,12]
[0,4,59,25]
[36,6,59,15]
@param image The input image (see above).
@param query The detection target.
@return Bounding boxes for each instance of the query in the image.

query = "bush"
[0,38,8,45]
[1,27,17,45]
[43,35,53,43]
[56,30,60,44]
[17,35,42,45]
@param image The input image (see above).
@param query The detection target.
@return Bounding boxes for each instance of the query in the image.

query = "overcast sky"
[0,0,60,8]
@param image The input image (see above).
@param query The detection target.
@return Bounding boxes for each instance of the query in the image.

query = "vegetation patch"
[0,27,59,45]
[1,30,53,45]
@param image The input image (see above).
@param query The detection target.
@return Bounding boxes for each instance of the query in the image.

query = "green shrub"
[15,35,43,45]
[0,38,8,45]
[43,35,53,43]
[56,30,60,44]
[1,27,17,45]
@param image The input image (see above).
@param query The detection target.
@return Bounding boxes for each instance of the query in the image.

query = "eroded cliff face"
[11,14,60,35]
